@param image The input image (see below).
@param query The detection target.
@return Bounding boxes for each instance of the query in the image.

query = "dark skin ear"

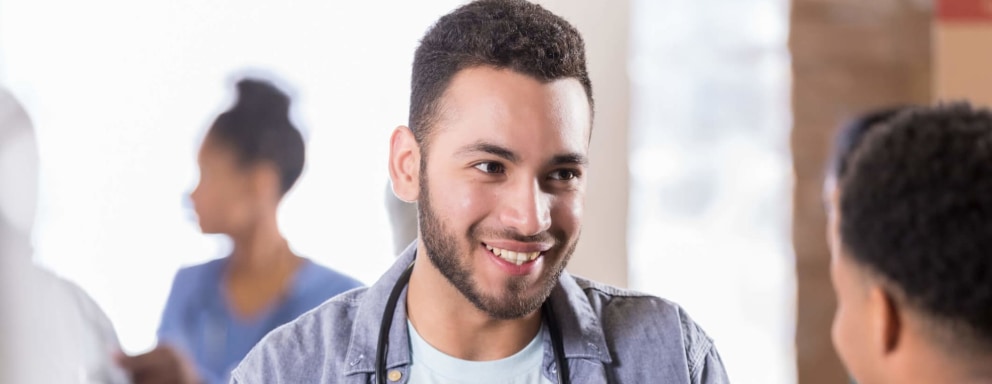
[871,286,903,355]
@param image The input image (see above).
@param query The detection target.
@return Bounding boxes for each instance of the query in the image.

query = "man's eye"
[549,169,578,181]
[474,162,506,174]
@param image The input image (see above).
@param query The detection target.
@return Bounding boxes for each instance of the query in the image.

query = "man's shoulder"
[571,274,686,317]
[251,286,367,348]
[569,275,717,377]
[232,287,369,382]
[573,274,712,340]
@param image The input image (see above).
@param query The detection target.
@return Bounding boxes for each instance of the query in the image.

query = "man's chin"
[476,301,543,320]
[471,285,552,319]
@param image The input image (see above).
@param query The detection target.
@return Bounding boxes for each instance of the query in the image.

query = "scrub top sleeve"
[157,268,193,345]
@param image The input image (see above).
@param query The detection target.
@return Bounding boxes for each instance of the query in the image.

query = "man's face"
[418,66,590,319]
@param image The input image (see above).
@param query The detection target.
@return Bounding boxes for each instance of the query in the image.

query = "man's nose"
[498,178,552,236]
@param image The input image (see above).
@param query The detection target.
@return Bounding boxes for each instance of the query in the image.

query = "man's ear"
[389,125,420,203]
[869,285,903,356]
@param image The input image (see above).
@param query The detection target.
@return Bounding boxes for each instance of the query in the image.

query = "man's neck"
[891,337,992,384]
[894,362,992,384]
[405,245,542,361]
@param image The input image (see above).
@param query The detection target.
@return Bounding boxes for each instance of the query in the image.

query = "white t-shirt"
[407,322,553,384]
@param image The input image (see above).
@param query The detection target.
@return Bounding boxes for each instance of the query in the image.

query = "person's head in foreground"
[828,103,992,384]
[0,87,38,262]
[231,1,728,383]
[0,87,128,383]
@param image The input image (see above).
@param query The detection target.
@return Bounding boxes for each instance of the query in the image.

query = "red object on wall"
[939,0,992,21]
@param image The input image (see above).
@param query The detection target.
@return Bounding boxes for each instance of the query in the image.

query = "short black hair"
[409,0,592,148]
[828,106,910,180]
[209,78,305,195]
[840,103,992,353]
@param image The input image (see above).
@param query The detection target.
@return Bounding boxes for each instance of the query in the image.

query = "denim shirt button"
[388,370,403,382]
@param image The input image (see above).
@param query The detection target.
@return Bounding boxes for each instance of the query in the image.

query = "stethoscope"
[376,262,571,384]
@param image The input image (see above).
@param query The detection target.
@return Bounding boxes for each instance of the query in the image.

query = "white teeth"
[488,245,542,265]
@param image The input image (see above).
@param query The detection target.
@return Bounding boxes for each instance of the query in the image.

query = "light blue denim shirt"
[232,243,730,383]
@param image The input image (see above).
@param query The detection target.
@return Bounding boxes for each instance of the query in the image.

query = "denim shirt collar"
[343,242,613,376]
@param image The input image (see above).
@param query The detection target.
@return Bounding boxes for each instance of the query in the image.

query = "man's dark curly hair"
[827,106,909,181]
[840,102,992,353]
[409,0,592,148]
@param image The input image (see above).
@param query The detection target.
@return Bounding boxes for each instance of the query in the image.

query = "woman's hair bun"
[231,78,291,127]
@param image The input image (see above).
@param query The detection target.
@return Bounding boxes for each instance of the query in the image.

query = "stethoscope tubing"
[375,262,570,384]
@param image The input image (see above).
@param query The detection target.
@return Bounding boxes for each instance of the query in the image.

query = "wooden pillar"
[789,1,931,383]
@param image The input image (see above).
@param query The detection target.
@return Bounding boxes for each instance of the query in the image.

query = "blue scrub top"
[157,257,363,384]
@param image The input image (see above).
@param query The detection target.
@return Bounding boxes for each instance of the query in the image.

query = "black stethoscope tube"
[375,262,570,384]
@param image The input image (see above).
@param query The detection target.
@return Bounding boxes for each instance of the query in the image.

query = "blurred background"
[1,0,989,383]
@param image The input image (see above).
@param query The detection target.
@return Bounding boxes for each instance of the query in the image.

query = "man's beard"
[417,166,577,320]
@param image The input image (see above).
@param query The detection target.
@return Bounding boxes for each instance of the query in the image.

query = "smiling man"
[232,1,728,383]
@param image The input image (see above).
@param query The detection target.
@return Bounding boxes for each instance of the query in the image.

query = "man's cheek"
[554,198,584,229]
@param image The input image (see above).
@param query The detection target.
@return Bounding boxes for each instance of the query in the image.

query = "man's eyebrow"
[456,142,518,163]
[550,153,588,166]
[456,142,588,166]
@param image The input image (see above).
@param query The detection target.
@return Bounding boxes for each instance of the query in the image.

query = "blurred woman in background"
[120,77,362,384]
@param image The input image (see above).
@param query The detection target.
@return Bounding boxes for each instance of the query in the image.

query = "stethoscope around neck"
[375,262,571,384]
